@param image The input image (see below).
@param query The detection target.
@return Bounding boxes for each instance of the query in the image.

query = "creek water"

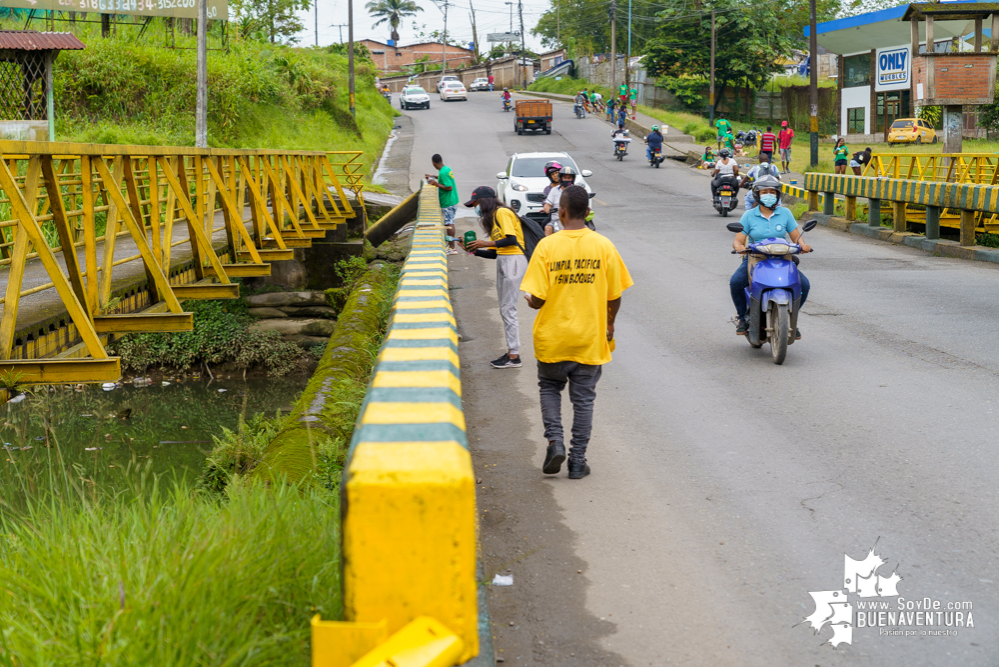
[0,374,310,481]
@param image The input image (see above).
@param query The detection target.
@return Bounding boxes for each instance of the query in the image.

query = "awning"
[806,3,975,55]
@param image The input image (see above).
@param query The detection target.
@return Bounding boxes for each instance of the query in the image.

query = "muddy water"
[0,374,310,481]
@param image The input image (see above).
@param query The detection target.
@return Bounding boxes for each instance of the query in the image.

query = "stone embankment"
[247,291,337,348]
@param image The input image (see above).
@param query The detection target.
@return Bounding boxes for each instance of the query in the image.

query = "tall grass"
[0,453,341,665]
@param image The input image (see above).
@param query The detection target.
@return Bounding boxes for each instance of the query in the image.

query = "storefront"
[808,3,978,142]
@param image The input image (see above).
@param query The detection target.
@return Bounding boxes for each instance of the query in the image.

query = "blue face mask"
[475,205,482,216]
[760,194,778,208]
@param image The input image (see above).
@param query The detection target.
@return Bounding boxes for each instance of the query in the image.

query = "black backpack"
[515,215,546,260]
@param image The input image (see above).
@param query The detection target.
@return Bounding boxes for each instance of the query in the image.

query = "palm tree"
[366,0,422,44]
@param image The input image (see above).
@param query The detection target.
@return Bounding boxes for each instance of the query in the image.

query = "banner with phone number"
[5,0,228,21]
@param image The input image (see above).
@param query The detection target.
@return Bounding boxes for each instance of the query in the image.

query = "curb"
[808,211,999,265]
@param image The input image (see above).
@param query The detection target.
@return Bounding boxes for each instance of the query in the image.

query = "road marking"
[594,198,608,206]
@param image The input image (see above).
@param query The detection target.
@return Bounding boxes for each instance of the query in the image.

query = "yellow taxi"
[887,118,937,146]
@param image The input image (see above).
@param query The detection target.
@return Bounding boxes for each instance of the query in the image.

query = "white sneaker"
[445,247,459,255]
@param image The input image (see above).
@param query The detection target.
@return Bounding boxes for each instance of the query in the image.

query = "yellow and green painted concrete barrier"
[315,183,477,667]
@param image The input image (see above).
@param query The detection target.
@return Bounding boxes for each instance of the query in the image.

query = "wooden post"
[893,201,907,232]
[960,209,976,246]
[845,195,857,221]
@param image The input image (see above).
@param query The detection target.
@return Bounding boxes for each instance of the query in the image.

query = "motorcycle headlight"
[761,243,791,255]
[511,182,528,192]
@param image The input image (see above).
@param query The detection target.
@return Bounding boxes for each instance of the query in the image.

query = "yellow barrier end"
[351,617,464,667]
[311,615,388,667]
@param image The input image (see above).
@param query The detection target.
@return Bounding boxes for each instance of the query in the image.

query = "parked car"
[495,152,594,222]
[887,118,937,146]
[469,77,490,91]
[439,81,468,101]
[400,86,431,110]
[436,75,460,92]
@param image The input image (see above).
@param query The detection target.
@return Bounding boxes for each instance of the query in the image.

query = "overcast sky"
[291,0,552,53]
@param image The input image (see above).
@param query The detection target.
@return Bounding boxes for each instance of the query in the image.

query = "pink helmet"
[544,161,563,177]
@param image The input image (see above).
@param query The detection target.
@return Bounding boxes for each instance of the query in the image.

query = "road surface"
[397,91,998,666]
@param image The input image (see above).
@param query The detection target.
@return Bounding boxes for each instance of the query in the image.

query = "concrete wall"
[0,121,49,142]
[379,56,531,92]
[841,86,871,137]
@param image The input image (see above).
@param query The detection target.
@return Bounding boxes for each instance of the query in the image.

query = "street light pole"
[809,0,818,166]
[518,0,526,88]
[505,1,513,56]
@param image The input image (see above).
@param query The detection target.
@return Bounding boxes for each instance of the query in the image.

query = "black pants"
[759,150,773,163]
[711,176,740,198]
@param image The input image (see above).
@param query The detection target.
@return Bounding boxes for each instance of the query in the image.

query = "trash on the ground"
[180,426,189,430]
[104,433,112,441]
[217,388,227,393]
[492,574,513,586]
[161,381,171,387]
[34,436,45,441]
[84,447,103,451]
[19,446,30,451]
[8,394,26,403]
[101,383,116,391]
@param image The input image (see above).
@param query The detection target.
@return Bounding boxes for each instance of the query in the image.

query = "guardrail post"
[892,201,907,232]
[807,190,819,211]
[868,198,881,227]
[925,205,941,240]
[845,195,857,221]
[823,192,835,215]
[960,209,976,246]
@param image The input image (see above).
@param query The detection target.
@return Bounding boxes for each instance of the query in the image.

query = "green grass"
[0,455,341,665]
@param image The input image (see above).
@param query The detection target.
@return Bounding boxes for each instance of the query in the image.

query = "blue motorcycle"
[727,219,817,364]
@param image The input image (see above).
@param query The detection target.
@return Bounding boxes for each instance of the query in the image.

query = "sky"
[290,0,552,53]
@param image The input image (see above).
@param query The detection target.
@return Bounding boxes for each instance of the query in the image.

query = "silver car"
[469,77,490,91]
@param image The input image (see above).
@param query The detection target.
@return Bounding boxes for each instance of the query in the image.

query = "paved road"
[400,91,999,666]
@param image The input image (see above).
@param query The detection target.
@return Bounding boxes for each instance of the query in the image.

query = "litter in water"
[101,383,117,391]
[217,388,227,393]
[8,394,26,403]
[491,574,514,586]
[161,381,171,387]
[84,447,103,451]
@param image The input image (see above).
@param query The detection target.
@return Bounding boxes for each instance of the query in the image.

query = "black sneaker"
[490,354,522,369]
[567,461,590,479]
[735,319,749,336]
[542,442,566,475]
[795,328,802,340]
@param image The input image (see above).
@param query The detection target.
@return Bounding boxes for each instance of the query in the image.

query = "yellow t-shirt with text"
[520,228,633,365]
[491,208,524,256]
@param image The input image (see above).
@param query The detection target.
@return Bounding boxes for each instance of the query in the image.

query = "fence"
[0,140,358,387]
[312,182,477,666]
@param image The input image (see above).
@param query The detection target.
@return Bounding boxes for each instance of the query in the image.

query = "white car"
[496,152,594,222]
[469,77,490,91]
[439,81,467,101]
[400,86,430,110]
[436,75,460,92]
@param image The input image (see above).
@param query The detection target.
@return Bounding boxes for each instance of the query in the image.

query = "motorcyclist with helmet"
[711,148,740,202]
[501,87,512,110]
[612,127,631,157]
[542,160,563,198]
[645,125,664,162]
[741,161,781,209]
[542,166,582,235]
[729,175,812,337]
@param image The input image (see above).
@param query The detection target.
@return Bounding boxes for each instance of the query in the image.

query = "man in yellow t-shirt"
[521,185,633,479]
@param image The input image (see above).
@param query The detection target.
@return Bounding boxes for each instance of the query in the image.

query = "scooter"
[648,147,664,168]
[613,135,631,160]
[726,219,818,364]
[502,97,512,112]
[574,102,585,118]
[713,175,739,216]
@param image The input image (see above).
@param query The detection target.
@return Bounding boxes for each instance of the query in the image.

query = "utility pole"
[610,0,617,104]
[505,1,514,56]
[469,0,480,63]
[348,0,355,117]
[315,0,318,46]
[331,23,348,43]
[625,0,631,91]
[518,0,526,88]
[441,0,450,77]
[195,0,207,147]
[809,0,818,166]
[557,0,559,42]
[709,9,715,126]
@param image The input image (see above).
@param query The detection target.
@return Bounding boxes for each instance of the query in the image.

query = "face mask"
[760,194,778,208]
[475,205,482,216]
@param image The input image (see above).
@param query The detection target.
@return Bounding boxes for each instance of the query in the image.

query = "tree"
[231,0,311,43]
[366,0,422,44]
[642,0,814,115]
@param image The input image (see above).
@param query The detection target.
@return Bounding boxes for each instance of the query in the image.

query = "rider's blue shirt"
[646,132,663,150]
[738,205,798,244]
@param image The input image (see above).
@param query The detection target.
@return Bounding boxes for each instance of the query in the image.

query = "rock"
[250,318,336,337]
[280,306,338,318]
[245,291,328,308]
[247,307,288,319]
[284,335,329,349]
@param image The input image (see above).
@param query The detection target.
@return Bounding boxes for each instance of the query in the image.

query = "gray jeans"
[496,254,527,355]
[537,361,603,463]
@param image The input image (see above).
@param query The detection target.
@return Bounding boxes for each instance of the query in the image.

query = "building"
[808,3,983,142]
[359,39,475,74]
[538,48,567,73]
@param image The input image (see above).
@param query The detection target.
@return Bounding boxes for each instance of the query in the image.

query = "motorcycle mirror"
[726,222,744,233]
[496,172,508,179]
[589,192,597,198]
[582,169,593,177]
[802,219,818,232]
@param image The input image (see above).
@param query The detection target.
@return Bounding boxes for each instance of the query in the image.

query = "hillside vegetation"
[37,23,396,169]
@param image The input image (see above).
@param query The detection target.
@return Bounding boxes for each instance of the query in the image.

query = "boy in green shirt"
[716,114,732,149]
[427,154,459,253]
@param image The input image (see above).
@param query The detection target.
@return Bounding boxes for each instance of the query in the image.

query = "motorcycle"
[613,135,631,161]
[713,175,739,216]
[502,97,512,112]
[727,219,818,365]
[648,147,664,168]
[574,102,585,118]
[381,90,391,101]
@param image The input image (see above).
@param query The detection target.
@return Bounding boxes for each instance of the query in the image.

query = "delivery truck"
[514,100,552,135]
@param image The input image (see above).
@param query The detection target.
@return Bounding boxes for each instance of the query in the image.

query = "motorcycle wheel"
[655,160,660,169]
[617,153,623,161]
[721,208,728,217]
[769,303,789,365]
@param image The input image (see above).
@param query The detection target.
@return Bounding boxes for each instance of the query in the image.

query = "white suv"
[496,152,593,222]
[400,86,430,110]
[469,77,490,91]
[439,81,467,101]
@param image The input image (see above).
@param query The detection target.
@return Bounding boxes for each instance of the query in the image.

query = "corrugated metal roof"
[0,31,86,51]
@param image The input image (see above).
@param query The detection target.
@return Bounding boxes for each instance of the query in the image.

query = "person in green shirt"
[619,83,628,107]
[716,114,732,149]
[629,86,637,119]
[833,137,849,174]
[722,129,735,152]
[427,154,460,253]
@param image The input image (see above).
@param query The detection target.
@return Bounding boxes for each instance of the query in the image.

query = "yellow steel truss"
[0,141,362,389]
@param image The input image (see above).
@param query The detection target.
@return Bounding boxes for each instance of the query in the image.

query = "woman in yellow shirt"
[462,186,527,369]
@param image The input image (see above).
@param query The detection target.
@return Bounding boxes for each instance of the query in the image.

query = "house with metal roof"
[808,2,991,143]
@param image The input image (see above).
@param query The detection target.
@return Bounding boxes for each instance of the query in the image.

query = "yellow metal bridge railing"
[0,141,360,387]
[327,150,366,212]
